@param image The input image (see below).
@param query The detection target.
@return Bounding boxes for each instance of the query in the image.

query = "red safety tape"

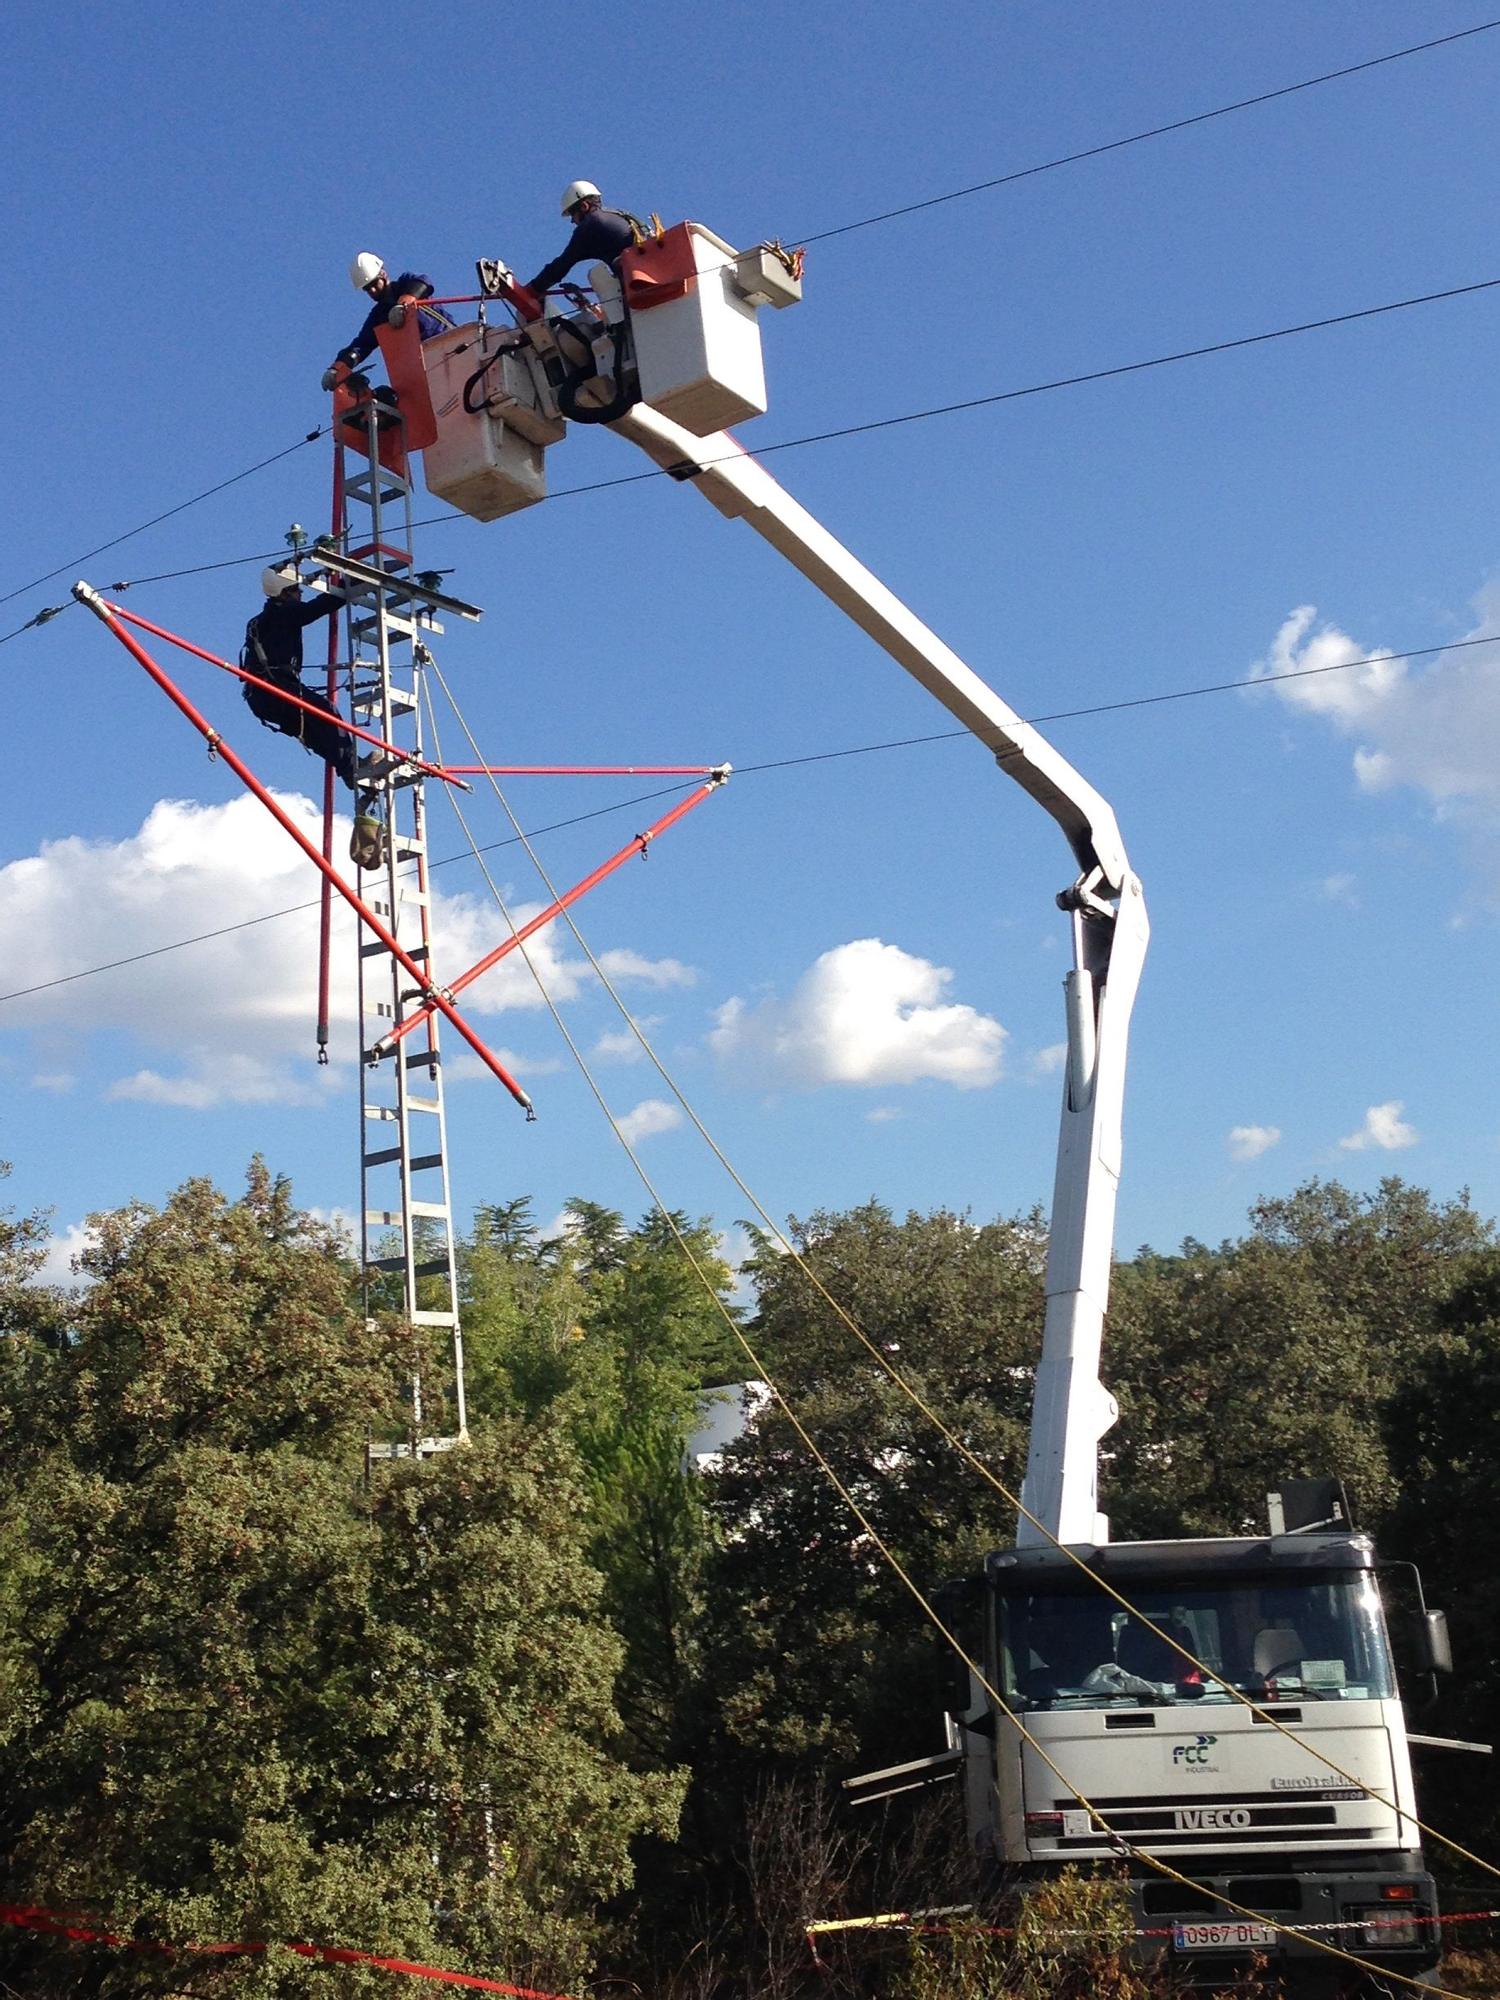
[0,1904,577,1999]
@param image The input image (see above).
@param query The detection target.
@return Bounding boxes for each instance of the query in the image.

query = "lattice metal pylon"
[337,400,467,1455]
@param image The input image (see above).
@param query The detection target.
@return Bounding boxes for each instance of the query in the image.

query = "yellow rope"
[417,675,1461,1982]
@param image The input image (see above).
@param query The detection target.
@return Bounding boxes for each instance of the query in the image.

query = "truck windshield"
[997,1573,1395,1708]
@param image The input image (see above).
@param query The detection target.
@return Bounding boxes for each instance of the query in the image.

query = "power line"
[0,428,326,610]
[735,630,1500,774]
[20,270,1492,614]
[3,627,1489,1008]
[5,10,1495,625]
[796,18,1500,245]
[0,776,692,1000]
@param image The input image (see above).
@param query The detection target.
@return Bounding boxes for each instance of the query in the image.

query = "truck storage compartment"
[420,324,563,521]
[620,222,767,435]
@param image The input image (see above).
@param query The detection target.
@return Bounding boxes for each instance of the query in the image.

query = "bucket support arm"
[607,405,1149,1547]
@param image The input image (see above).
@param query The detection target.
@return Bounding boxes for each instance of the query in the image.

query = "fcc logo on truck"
[1171,1734,1220,1772]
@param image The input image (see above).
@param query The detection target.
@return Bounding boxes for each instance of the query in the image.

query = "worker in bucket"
[240,567,387,865]
[520,182,644,309]
[320,255,454,392]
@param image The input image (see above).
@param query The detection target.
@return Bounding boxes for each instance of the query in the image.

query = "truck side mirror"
[1416,1608,1453,1675]
[933,1576,982,1715]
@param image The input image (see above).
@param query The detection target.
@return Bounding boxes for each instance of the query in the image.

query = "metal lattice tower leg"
[340,402,467,1455]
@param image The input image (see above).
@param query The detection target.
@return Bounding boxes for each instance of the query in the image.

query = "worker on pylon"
[242,567,388,866]
[321,254,454,392]
[521,182,644,310]
[240,566,359,788]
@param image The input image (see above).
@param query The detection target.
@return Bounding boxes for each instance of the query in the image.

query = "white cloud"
[616,1097,683,1145]
[29,1071,75,1093]
[1339,1101,1418,1152]
[0,795,692,1110]
[591,1017,662,1063]
[1031,1041,1068,1077]
[595,950,696,989]
[865,1105,901,1124]
[710,938,1005,1091]
[1228,1124,1282,1163]
[1253,593,1500,843]
[1319,873,1359,908]
[31,1221,94,1291]
[108,1053,327,1110]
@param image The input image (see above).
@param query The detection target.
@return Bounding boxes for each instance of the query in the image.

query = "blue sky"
[4,0,1499,1284]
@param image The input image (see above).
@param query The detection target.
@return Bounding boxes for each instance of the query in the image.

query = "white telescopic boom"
[611,404,1148,1546]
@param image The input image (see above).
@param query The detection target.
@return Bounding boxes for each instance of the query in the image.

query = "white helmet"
[262,564,299,598]
[349,251,385,290]
[560,179,601,216]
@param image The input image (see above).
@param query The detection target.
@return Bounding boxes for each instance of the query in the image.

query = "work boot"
[350,809,386,871]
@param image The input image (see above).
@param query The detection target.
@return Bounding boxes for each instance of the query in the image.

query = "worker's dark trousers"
[243,677,355,789]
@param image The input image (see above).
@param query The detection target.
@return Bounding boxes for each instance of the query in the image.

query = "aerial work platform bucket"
[621,222,768,435]
[421,324,562,521]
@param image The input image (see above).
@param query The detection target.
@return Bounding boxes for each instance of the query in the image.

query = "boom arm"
[611,403,1148,1546]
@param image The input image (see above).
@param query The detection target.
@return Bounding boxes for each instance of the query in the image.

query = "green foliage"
[702,1202,1042,1770]
[0,1162,680,1997]
[4,1155,1499,1997]
[900,1873,1148,2000]
[1105,1177,1495,1538]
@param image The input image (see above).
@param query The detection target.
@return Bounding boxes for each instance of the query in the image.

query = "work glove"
[321,361,348,392]
[388,296,414,328]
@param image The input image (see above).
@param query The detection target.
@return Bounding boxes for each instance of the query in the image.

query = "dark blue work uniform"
[242,593,355,790]
[336,273,454,370]
[527,209,639,298]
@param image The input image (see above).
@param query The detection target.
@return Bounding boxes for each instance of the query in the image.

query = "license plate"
[1173,1920,1276,1951]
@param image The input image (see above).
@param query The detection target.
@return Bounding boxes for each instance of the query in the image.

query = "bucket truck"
[402,224,1457,1994]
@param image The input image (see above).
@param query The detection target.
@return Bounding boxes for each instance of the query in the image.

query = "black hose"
[462,339,528,416]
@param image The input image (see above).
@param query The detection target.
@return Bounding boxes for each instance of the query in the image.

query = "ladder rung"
[411,1310,458,1327]
[364,1104,397,1121]
[405,1048,441,1070]
[404,1100,441,1117]
[363,1145,403,1168]
[406,1151,444,1171]
[365,1201,450,1225]
[364,1255,449,1279]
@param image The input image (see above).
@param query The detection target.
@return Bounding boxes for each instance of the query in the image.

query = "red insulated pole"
[374,781,721,1057]
[103,604,467,791]
[73,583,535,1118]
[318,449,345,1063]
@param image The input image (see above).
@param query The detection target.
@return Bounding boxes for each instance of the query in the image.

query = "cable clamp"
[205,730,221,761]
[635,831,652,858]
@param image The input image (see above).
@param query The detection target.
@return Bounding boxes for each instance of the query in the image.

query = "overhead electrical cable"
[796,18,1500,244]
[734,629,1500,775]
[1,624,1490,1008]
[0,783,697,1007]
[6,273,1497,631]
[0,428,326,610]
[414,673,1465,1985]
[7,18,1495,618]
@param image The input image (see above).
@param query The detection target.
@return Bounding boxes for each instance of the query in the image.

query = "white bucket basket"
[625,224,768,436]
[420,324,563,521]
